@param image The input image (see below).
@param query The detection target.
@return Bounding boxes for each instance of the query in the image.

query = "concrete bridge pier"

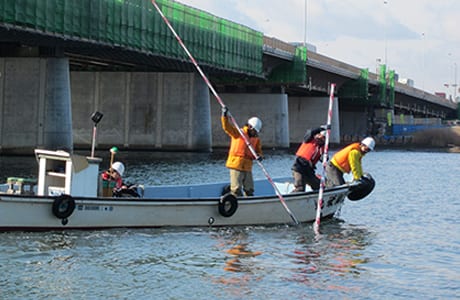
[71,72,212,152]
[340,106,375,141]
[0,57,72,154]
[288,96,340,145]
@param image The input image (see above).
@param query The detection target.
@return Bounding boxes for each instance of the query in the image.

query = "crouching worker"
[291,127,326,192]
[325,137,375,187]
[221,106,263,197]
[101,162,140,197]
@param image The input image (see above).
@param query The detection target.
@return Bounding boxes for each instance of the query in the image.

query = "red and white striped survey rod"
[151,0,299,225]
[314,83,336,231]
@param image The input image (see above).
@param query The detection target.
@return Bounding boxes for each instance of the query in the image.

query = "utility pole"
[304,0,307,47]
[384,0,388,67]
[454,62,458,101]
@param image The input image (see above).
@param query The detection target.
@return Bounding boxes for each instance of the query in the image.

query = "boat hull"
[0,187,348,231]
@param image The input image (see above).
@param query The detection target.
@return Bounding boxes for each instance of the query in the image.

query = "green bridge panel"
[0,0,264,76]
[388,69,395,107]
[338,68,369,102]
[267,46,307,84]
[376,65,395,107]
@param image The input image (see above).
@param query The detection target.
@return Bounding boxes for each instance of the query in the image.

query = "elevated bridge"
[0,0,457,153]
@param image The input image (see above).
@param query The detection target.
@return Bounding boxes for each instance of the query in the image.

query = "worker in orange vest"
[325,137,375,187]
[291,127,326,191]
[221,106,263,197]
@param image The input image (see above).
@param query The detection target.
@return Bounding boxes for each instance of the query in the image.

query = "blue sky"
[174,0,460,98]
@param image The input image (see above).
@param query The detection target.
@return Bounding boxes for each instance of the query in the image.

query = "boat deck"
[0,177,298,199]
[142,177,296,199]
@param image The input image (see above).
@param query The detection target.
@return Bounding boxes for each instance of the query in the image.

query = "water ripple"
[0,150,459,299]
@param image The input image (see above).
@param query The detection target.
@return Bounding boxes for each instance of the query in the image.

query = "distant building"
[399,78,415,87]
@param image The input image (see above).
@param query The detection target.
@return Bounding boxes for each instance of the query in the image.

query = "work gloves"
[222,106,228,117]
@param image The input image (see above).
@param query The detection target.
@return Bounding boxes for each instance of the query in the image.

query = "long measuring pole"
[151,0,299,225]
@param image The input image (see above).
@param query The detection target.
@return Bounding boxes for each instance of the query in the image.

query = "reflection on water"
[284,221,372,295]
[224,243,262,273]
[205,220,373,298]
[214,230,263,274]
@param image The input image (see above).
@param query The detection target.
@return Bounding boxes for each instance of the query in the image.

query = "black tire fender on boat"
[52,194,76,219]
[218,193,238,217]
[348,173,376,201]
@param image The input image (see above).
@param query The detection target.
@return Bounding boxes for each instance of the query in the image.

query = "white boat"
[0,149,372,231]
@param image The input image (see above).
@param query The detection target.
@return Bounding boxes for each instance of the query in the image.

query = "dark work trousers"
[292,157,320,191]
[325,162,345,187]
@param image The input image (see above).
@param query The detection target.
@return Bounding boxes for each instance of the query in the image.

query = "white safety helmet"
[111,161,125,176]
[247,117,262,133]
[361,137,376,151]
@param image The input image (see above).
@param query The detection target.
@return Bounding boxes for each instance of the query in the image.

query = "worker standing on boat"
[291,127,326,191]
[221,107,263,197]
[325,137,375,187]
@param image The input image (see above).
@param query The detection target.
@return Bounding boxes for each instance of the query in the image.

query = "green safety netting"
[267,46,307,83]
[338,68,369,101]
[379,64,387,105]
[374,64,395,107]
[387,69,395,107]
[0,0,264,76]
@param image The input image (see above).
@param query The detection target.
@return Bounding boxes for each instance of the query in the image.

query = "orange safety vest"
[295,141,323,165]
[331,142,361,173]
[228,130,258,159]
[222,116,262,171]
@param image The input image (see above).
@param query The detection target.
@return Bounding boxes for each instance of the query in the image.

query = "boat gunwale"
[0,184,350,203]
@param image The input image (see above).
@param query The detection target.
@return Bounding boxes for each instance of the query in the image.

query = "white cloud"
[174,0,460,96]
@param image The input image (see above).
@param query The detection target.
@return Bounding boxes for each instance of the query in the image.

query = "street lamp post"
[304,0,307,47]
[421,32,425,90]
[376,58,382,73]
[384,0,388,66]
[454,62,458,101]
[448,53,458,102]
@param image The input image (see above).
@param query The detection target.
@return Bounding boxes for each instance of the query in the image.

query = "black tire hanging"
[348,173,376,201]
[52,194,76,219]
[218,193,238,217]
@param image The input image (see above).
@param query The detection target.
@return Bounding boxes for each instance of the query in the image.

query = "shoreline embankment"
[338,126,460,152]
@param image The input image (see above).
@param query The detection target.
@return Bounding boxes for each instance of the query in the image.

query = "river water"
[0,149,459,299]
